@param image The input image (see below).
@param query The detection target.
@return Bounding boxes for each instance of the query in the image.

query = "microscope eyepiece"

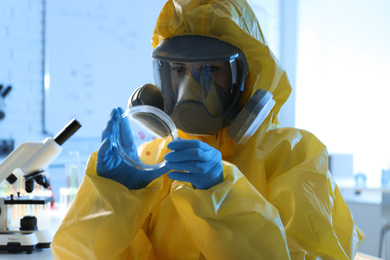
[54,118,82,146]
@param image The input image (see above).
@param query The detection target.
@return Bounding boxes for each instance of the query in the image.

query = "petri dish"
[113,105,178,171]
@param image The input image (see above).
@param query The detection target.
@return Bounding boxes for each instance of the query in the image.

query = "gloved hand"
[165,139,224,189]
[97,107,168,189]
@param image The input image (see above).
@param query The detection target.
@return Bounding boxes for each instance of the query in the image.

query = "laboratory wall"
[0,0,45,142]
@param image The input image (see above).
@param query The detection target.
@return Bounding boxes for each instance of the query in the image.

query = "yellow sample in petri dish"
[113,105,178,171]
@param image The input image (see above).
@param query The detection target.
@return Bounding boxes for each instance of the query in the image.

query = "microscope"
[0,118,81,254]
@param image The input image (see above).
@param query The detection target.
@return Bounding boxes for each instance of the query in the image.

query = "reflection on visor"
[170,62,232,95]
[176,72,228,116]
[170,62,232,117]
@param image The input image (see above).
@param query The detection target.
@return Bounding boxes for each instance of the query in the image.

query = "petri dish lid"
[113,105,178,171]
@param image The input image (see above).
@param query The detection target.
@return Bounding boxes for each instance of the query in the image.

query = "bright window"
[296,0,390,185]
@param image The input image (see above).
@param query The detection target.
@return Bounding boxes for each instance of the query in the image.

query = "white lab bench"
[336,179,390,259]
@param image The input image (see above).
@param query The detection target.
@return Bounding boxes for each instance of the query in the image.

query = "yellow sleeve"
[170,162,291,260]
[263,128,365,259]
[51,151,163,260]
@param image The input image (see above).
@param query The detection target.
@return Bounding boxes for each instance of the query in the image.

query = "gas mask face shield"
[152,36,248,135]
[129,35,275,144]
[153,58,244,135]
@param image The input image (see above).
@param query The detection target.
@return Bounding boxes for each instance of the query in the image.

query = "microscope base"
[0,229,51,254]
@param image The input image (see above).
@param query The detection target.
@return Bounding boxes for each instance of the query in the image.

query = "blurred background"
[0,0,389,257]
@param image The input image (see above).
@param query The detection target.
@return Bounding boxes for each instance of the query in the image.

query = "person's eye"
[172,66,186,73]
[210,66,219,72]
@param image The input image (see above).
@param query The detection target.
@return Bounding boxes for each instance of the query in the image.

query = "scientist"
[51,0,365,259]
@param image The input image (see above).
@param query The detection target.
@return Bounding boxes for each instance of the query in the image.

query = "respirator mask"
[129,35,275,144]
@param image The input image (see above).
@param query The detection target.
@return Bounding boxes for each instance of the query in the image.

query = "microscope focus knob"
[20,216,38,231]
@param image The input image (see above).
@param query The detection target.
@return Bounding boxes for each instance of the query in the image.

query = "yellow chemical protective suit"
[51,0,365,259]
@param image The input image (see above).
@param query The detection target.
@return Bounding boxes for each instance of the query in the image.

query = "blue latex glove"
[97,107,168,189]
[165,139,224,189]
